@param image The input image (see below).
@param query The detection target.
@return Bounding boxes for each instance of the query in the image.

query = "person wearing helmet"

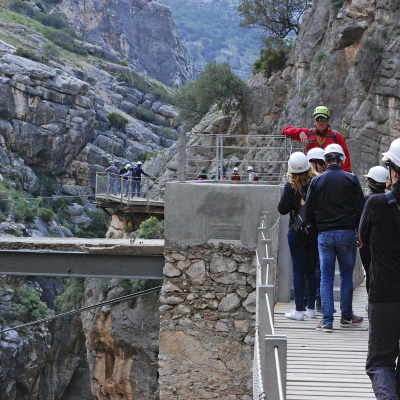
[305,144,364,332]
[118,162,128,194]
[282,106,352,172]
[121,164,134,196]
[131,161,149,197]
[359,138,400,400]
[278,152,318,321]
[105,160,119,195]
[247,166,257,181]
[307,147,327,174]
[231,167,240,181]
[198,167,208,180]
[218,164,227,180]
[360,166,390,295]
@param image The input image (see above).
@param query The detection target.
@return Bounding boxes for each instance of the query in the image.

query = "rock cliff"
[55,0,196,87]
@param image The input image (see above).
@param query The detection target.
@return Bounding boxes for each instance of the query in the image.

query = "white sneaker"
[284,310,304,321]
[305,309,316,319]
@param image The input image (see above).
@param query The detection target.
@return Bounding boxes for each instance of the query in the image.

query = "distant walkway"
[275,281,374,399]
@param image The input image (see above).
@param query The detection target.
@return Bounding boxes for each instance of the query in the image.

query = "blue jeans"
[318,230,357,324]
[108,178,117,194]
[287,231,318,311]
[132,180,141,197]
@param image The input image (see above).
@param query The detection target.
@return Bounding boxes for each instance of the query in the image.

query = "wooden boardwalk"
[275,281,374,399]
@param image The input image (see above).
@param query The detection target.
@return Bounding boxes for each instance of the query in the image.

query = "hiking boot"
[284,310,304,321]
[316,320,333,332]
[340,315,363,327]
[305,309,316,319]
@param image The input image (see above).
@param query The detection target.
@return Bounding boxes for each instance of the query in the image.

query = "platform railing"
[253,212,287,400]
[177,132,296,183]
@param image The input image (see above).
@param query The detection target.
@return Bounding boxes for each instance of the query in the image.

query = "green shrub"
[36,12,68,29]
[82,209,109,238]
[13,200,37,223]
[138,216,164,239]
[253,47,288,77]
[0,192,11,213]
[107,112,129,132]
[330,0,345,10]
[38,208,54,224]
[119,279,163,307]
[117,73,175,105]
[10,0,36,18]
[157,127,178,140]
[175,61,249,130]
[316,50,327,63]
[36,2,45,12]
[119,60,129,67]
[51,197,73,214]
[13,287,49,321]
[0,109,13,122]
[130,107,169,127]
[43,28,88,55]
[42,42,61,58]
[14,47,44,63]
[54,277,85,312]
[76,231,97,238]
[100,278,111,298]
[32,170,59,200]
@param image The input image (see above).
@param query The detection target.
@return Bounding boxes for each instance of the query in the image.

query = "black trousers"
[366,302,400,400]
[360,244,371,293]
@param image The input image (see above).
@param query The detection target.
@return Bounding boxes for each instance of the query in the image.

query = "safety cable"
[0,285,162,335]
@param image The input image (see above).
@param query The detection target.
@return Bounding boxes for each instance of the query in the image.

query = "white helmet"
[288,152,310,174]
[364,166,390,183]
[233,167,239,172]
[137,161,142,165]
[382,137,400,168]
[307,147,325,161]
[323,143,346,161]
[126,164,131,168]
[247,166,253,171]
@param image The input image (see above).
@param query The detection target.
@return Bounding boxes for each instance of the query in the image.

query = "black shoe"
[316,320,333,332]
[340,315,363,327]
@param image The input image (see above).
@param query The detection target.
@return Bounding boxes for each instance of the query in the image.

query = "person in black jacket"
[278,152,318,321]
[132,161,149,197]
[359,138,400,400]
[118,162,127,194]
[305,144,364,332]
[360,166,390,294]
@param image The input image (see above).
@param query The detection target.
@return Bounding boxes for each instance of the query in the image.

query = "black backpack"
[307,128,338,144]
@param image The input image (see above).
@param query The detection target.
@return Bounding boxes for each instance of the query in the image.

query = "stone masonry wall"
[159,243,256,400]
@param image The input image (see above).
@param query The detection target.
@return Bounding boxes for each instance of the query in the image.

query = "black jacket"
[133,166,148,180]
[278,181,309,232]
[359,190,400,303]
[305,164,365,232]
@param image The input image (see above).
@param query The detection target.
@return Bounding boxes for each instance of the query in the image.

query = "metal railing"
[177,133,296,183]
[95,172,163,206]
[253,212,287,400]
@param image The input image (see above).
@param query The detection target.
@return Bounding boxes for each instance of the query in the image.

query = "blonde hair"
[288,165,318,195]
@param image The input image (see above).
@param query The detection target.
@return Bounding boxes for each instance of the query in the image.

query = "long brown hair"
[288,165,318,195]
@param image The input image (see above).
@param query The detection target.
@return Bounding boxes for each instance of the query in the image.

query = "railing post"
[146,176,150,208]
[177,132,187,182]
[120,176,124,203]
[216,135,220,180]
[106,173,110,201]
[127,175,132,205]
[263,336,287,400]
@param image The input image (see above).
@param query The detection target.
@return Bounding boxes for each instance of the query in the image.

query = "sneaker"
[340,315,363,327]
[284,310,304,321]
[305,309,316,319]
[365,304,368,312]
[316,320,333,332]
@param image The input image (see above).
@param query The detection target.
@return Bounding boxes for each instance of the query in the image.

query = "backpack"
[292,199,312,234]
[386,192,400,234]
[308,128,338,144]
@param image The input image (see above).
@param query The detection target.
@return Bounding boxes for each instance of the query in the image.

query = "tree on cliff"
[238,0,312,39]
[175,61,249,130]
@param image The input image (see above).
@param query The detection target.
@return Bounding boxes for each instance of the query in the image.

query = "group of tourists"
[279,105,400,399]
[197,165,259,181]
[105,160,149,198]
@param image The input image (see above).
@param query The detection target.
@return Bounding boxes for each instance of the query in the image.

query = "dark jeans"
[287,230,318,311]
[318,230,357,324]
[367,302,400,400]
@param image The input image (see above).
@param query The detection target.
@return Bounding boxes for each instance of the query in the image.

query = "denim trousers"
[318,230,357,324]
[108,178,117,194]
[366,302,400,400]
[287,230,318,311]
[132,180,141,197]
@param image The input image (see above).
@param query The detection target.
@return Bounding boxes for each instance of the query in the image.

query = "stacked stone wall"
[159,243,256,400]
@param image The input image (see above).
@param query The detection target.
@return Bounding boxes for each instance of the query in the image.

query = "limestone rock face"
[56,0,196,87]
[81,278,160,400]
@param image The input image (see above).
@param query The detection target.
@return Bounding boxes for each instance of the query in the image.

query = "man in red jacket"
[282,106,352,172]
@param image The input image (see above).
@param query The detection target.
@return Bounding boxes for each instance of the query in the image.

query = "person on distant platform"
[198,167,208,180]
[118,162,127,194]
[247,166,257,181]
[105,160,119,195]
[132,161,149,197]
[283,106,352,172]
[231,167,240,181]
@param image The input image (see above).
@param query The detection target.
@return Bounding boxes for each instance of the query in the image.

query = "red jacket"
[282,126,351,172]
[231,173,240,181]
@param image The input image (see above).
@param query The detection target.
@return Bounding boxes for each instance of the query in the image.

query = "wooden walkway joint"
[274,282,374,399]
